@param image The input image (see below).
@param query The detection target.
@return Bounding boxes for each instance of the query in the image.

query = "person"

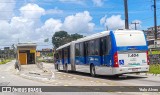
[54,53,59,70]
[15,60,21,71]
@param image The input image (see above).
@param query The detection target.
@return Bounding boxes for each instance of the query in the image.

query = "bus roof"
[56,31,110,50]
[74,31,110,43]
[56,30,145,50]
[114,30,144,34]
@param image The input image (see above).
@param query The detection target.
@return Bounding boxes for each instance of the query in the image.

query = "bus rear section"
[112,30,149,75]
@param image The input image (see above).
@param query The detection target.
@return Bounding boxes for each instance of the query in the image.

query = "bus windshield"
[114,33,147,47]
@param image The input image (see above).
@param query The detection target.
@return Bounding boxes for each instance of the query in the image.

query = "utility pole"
[124,0,129,29]
[131,22,139,30]
[153,0,157,46]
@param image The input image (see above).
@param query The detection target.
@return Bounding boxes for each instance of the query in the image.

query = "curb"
[139,73,160,77]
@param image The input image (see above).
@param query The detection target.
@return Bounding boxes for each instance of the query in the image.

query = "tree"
[52,31,84,48]
[70,33,83,41]
[52,31,70,48]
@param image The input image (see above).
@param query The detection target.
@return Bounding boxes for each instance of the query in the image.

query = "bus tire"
[114,74,123,78]
[90,64,96,77]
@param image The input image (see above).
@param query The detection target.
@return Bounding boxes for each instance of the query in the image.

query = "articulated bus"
[54,30,149,76]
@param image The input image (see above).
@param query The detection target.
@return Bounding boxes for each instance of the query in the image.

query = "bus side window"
[88,41,91,55]
[89,40,95,55]
[101,37,107,55]
[100,38,103,56]
[75,43,80,56]
[62,49,64,59]
[80,43,84,56]
[68,46,70,58]
[55,53,59,59]
[95,39,100,55]
[106,36,111,55]
[64,47,69,58]
[58,50,62,59]
[85,42,88,56]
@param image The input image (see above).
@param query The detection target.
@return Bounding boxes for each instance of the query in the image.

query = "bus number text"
[128,54,139,57]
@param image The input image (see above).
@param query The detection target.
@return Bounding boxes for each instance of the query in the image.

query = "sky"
[0,0,160,49]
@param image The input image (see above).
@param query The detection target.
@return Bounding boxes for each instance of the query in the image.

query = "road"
[0,60,160,95]
[0,60,119,95]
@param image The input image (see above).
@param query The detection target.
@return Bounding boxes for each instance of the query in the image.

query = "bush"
[149,64,160,74]
[0,59,12,65]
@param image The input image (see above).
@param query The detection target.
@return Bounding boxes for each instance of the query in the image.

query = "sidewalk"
[15,62,55,82]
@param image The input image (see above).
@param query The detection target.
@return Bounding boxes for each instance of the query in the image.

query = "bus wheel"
[65,64,68,72]
[90,64,96,77]
[114,74,123,78]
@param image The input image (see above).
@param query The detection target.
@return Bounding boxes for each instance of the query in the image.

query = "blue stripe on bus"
[110,31,117,66]
[86,56,101,66]
[110,31,117,54]
[57,58,70,65]
[103,55,112,66]
[75,56,85,65]
[117,46,148,51]
[75,56,102,66]
[64,58,70,64]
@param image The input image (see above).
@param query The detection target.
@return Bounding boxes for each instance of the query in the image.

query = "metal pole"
[154,0,157,40]
[124,0,129,29]
[131,22,139,30]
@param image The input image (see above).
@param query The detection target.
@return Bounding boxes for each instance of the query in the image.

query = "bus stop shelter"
[17,43,37,65]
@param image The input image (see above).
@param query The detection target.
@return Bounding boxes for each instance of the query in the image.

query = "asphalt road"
[0,60,120,95]
[53,69,160,86]
[0,60,160,95]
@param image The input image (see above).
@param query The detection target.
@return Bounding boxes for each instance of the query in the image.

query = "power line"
[131,22,140,30]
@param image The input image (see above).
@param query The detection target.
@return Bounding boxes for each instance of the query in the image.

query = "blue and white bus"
[55,30,149,76]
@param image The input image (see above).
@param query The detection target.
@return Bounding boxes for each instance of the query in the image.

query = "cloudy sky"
[0,0,159,49]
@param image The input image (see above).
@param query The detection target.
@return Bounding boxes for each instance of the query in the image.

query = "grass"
[149,64,160,74]
[0,59,12,65]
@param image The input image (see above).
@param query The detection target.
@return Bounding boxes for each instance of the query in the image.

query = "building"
[0,47,15,59]
[36,48,53,57]
[144,25,160,40]
[17,43,37,65]
[144,25,160,48]
[144,26,160,63]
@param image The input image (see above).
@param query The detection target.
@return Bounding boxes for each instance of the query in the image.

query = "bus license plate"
[128,53,139,57]
[132,68,138,71]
